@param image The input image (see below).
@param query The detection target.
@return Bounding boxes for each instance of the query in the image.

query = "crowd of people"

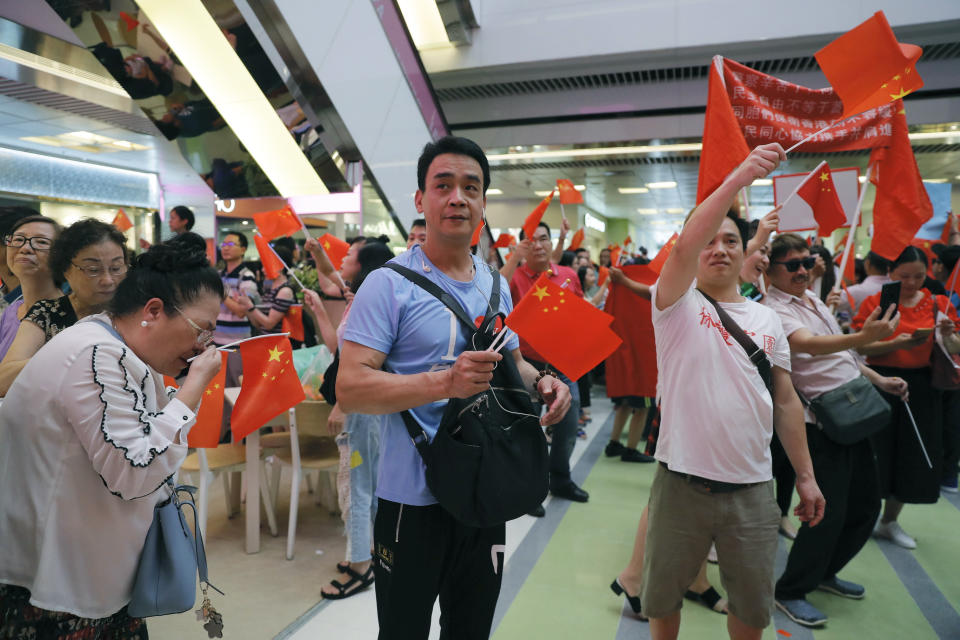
[0,135,956,640]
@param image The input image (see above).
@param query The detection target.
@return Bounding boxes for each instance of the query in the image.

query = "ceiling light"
[0,42,128,97]
[858,176,867,183]
[367,198,382,204]
[138,0,328,197]
[923,178,948,183]
[487,143,703,162]
[646,181,677,189]
[20,131,149,153]
[637,208,658,215]
[908,131,960,141]
[665,208,686,214]
[574,185,586,191]
[241,220,249,225]
[396,0,450,48]
[752,179,773,186]
[486,188,503,195]
[534,190,553,197]
[619,187,649,194]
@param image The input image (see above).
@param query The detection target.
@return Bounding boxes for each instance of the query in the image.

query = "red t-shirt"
[509,263,583,364]
[852,289,959,369]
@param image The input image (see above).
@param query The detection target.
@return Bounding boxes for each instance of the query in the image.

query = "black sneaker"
[621,448,655,463]
[817,576,865,599]
[605,440,626,457]
[775,598,827,627]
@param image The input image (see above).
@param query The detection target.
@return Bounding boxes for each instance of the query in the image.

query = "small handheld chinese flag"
[163,352,229,448]
[317,233,350,270]
[112,209,133,232]
[567,228,585,251]
[523,190,555,240]
[622,235,632,248]
[282,304,305,342]
[254,233,284,279]
[945,260,960,301]
[556,179,584,205]
[506,273,622,381]
[470,220,485,247]
[647,233,678,275]
[230,334,305,440]
[840,281,857,312]
[118,11,139,31]
[788,162,847,237]
[492,233,516,249]
[597,266,610,286]
[815,11,923,120]
[609,246,623,267]
[253,207,302,241]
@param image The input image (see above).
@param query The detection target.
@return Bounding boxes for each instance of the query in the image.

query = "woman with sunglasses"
[852,245,960,550]
[0,216,62,363]
[0,219,128,395]
[0,242,223,637]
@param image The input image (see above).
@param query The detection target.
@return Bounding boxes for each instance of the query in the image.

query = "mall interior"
[0,1,958,639]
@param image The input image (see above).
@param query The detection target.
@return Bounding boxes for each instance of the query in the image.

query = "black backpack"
[383,263,549,528]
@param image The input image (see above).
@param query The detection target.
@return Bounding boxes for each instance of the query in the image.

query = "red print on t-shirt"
[763,334,775,354]
[699,307,733,345]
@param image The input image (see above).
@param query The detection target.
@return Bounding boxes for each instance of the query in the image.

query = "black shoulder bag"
[383,263,548,528]
[697,289,774,394]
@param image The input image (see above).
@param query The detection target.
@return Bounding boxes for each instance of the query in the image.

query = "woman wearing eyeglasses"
[0,216,62,363]
[0,242,223,637]
[0,219,129,396]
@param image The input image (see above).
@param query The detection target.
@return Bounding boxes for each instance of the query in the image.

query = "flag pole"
[903,400,933,469]
[741,187,751,220]
[265,240,308,290]
[559,202,567,222]
[829,163,873,312]
[785,113,857,155]
[187,332,291,361]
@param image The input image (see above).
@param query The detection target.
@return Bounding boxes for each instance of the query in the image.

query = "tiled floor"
[146,394,960,639]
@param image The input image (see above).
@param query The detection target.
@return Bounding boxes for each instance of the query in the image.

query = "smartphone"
[879,281,901,317]
[911,327,934,339]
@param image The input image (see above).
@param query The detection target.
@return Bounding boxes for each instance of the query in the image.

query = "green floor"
[492,443,960,639]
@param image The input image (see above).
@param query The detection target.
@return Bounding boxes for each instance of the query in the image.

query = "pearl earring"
[141,321,149,327]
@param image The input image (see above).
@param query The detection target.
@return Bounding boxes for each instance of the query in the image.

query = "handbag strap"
[697,288,774,394]
[383,261,501,449]
[173,484,224,596]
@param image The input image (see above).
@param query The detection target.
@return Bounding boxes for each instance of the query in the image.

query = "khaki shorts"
[640,464,780,629]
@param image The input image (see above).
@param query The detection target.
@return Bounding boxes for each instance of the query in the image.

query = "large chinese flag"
[254,233,284,279]
[230,335,305,440]
[696,56,750,203]
[815,11,923,120]
[790,162,847,237]
[647,233,678,275]
[567,228,585,251]
[282,304,305,342]
[492,233,516,249]
[605,264,658,398]
[869,106,932,261]
[556,179,584,205]
[317,233,350,270]
[253,207,302,241]
[112,209,133,232]
[523,190,555,240]
[505,273,621,381]
[163,351,229,448]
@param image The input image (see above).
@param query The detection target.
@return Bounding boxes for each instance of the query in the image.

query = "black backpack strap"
[697,288,774,394]
[383,263,476,331]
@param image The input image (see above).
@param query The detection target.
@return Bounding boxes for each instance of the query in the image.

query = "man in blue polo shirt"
[338,136,570,640]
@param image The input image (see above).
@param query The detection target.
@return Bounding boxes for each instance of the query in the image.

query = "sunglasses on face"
[771,256,817,272]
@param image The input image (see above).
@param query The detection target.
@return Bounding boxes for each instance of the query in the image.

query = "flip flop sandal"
[684,587,728,614]
[322,565,375,600]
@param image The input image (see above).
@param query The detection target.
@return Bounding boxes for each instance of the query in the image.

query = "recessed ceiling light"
[646,181,677,189]
[618,187,649,194]
[486,142,702,162]
[534,190,553,197]
[923,178,948,183]
[752,179,773,186]
[858,176,867,183]
[637,208,658,215]
[486,188,503,195]
[241,220,249,225]
[665,208,686,214]
[574,185,586,191]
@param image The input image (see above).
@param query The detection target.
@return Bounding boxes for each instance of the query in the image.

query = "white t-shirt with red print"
[651,283,791,484]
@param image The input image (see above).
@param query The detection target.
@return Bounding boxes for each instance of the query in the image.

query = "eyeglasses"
[4,235,53,251]
[771,256,817,272]
[174,305,214,348]
[220,241,237,248]
[71,262,128,279]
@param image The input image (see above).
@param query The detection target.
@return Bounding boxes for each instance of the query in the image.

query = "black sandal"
[322,565,375,600]
[684,586,727,614]
[611,578,647,620]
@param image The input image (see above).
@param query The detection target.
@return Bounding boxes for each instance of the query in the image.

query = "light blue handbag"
[127,482,222,617]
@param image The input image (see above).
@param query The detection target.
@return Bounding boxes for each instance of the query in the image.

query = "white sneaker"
[873,520,917,549]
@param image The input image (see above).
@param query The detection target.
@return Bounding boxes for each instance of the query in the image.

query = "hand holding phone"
[878,281,901,318]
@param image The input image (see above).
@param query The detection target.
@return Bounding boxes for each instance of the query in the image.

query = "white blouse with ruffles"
[0,314,196,618]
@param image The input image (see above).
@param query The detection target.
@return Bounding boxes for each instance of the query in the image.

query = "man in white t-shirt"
[640,143,825,640]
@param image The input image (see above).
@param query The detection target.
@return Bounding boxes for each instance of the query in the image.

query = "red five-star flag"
[470,220,485,246]
[597,266,609,287]
[317,233,350,270]
[253,207,302,241]
[787,162,847,237]
[647,233,678,275]
[815,11,923,121]
[609,246,623,267]
[254,233,284,279]
[556,179,584,205]
[230,334,305,440]
[622,235,632,248]
[112,209,133,232]
[523,190,555,240]
[163,351,228,448]
[506,273,622,381]
[567,228,585,251]
[492,233,516,249]
[282,304,305,342]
